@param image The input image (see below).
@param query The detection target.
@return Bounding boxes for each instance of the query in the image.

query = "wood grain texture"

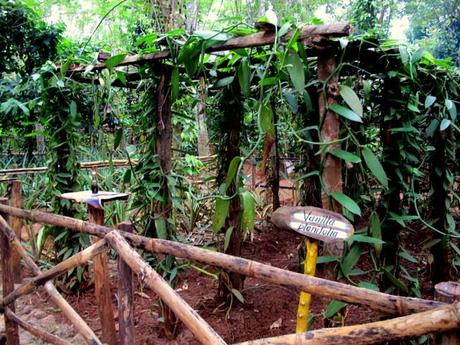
[0,214,102,345]
[0,204,444,317]
[8,180,22,283]
[105,230,227,345]
[88,207,117,345]
[234,301,460,345]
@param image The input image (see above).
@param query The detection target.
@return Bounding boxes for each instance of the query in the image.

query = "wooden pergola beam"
[67,23,351,73]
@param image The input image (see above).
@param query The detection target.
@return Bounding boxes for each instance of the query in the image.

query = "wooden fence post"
[435,281,460,345]
[117,222,135,345]
[317,52,343,259]
[88,206,117,345]
[0,197,20,345]
[8,180,22,283]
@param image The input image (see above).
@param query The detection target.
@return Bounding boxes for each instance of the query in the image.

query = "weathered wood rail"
[0,201,458,344]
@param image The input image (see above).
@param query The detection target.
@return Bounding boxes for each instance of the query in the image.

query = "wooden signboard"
[271,206,354,243]
[61,191,129,209]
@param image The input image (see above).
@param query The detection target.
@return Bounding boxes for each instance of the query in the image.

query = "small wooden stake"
[88,206,117,345]
[0,198,20,345]
[434,281,460,345]
[117,222,135,345]
[8,180,22,283]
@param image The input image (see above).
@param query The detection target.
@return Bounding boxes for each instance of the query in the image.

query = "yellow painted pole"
[296,238,318,333]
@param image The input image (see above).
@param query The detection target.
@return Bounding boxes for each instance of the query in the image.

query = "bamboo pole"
[0,214,102,345]
[0,240,107,307]
[296,239,318,333]
[0,204,444,316]
[234,301,460,345]
[66,23,351,73]
[0,159,138,176]
[105,230,227,345]
[0,198,20,345]
[8,180,23,283]
[117,222,135,345]
[5,308,72,345]
[87,206,117,345]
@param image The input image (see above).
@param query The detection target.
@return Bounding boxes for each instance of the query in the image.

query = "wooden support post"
[434,281,460,345]
[5,307,72,345]
[8,180,22,283]
[0,198,20,345]
[117,222,135,345]
[87,206,117,345]
[318,52,343,258]
[105,230,227,345]
[0,214,102,345]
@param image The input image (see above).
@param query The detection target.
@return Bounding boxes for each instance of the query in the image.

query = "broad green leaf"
[440,118,451,131]
[398,249,417,263]
[330,149,361,163]
[369,212,382,256]
[316,256,338,264]
[277,22,291,38]
[446,99,457,121]
[423,238,441,249]
[114,128,123,150]
[331,192,361,216]
[237,59,250,97]
[329,104,362,123]
[341,243,362,277]
[193,30,229,41]
[171,67,179,100]
[215,76,234,88]
[260,103,275,136]
[240,190,256,233]
[361,147,388,189]
[212,197,230,233]
[339,85,363,116]
[424,95,436,108]
[224,226,234,251]
[154,217,167,239]
[383,268,408,293]
[69,101,77,117]
[106,53,127,69]
[358,281,379,291]
[323,300,347,318]
[285,49,305,93]
[116,71,127,85]
[348,234,385,245]
[282,90,298,114]
[224,156,242,192]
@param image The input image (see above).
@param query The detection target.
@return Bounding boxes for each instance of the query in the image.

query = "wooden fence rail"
[0,204,458,345]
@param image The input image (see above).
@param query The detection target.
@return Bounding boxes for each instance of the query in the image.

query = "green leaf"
[277,22,291,38]
[398,249,417,263]
[316,256,338,264]
[331,192,361,216]
[339,85,363,116]
[116,71,127,85]
[330,149,361,163]
[154,217,167,239]
[383,268,408,294]
[424,95,436,108]
[215,76,234,88]
[440,118,451,131]
[224,227,234,252]
[69,101,77,117]
[114,128,123,150]
[282,90,298,114]
[370,212,382,256]
[106,53,127,69]
[358,281,379,291]
[224,157,242,192]
[348,234,385,245]
[323,300,347,318]
[329,104,362,123]
[285,49,304,93]
[171,67,179,101]
[260,103,275,136]
[361,147,388,189]
[212,197,230,233]
[240,190,256,233]
[238,59,250,97]
[446,99,457,121]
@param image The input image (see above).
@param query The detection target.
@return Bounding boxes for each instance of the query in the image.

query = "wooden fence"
[0,194,459,344]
